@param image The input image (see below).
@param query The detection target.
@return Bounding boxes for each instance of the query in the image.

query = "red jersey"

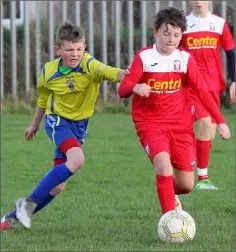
[181,12,235,92]
[118,45,225,130]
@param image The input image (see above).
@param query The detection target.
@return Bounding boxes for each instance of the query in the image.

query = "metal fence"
[0,1,234,103]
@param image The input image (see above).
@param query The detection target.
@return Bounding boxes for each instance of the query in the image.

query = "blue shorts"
[44,114,89,161]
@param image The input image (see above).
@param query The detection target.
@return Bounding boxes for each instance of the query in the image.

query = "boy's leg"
[1,156,66,231]
[1,116,89,231]
[2,117,90,231]
[15,115,84,229]
[195,119,218,190]
[194,92,219,190]
[137,126,175,214]
[153,153,176,214]
[173,171,195,194]
[171,131,196,197]
[33,155,67,214]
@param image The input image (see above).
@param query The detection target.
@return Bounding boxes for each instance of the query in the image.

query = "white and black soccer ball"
[157,210,196,243]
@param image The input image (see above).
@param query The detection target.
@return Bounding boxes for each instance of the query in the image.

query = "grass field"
[1,109,235,251]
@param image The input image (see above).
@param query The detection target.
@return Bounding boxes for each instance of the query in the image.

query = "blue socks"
[8,163,73,219]
[30,163,73,204]
[33,194,55,213]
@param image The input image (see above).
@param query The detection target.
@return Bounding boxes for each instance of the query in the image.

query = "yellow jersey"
[37,52,121,121]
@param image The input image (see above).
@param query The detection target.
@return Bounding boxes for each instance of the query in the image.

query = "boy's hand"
[217,123,230,140]
[118,69,130,81]
[24,125,39,141]
[229,82,235,104]
[133,83,151,98]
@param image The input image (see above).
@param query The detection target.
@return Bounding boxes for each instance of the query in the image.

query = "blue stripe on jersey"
[50,95,54,113]
[41,64,46,81]
[72,65,86,74]
[47,72,63,82]
[48,66,85,82]
[86,57,95,73]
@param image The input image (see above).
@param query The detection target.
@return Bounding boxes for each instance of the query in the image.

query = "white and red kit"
[118,45,225,171]
[181,12,235,121]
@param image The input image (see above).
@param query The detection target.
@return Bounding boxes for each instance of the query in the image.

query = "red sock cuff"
[156,175,173,184]
[196,139,211,148]
[59,138,81,154]
[53,158,65,166]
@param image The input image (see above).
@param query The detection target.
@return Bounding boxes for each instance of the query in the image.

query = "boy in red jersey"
[181,1,235,190]
[118,7,230,214]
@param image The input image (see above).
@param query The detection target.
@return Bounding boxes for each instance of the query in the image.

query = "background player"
[181,1,235,190]
[1,21,129,231]
[118,7,230,215]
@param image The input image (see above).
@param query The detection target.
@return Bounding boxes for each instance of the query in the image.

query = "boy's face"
[55,40,86,68]
[153,23,182,55]
[190,1,210,14]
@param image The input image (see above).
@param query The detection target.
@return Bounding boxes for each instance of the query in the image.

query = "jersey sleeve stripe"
[86,57,95,73]
[50,95,54,113]
[47,72,63,82]
[41,64,46,81]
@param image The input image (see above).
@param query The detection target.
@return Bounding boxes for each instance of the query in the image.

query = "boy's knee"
[197,117,215,140]
[210,127,217,141]
[70,157,84,170]
[180,185,193,194]
[181,181,194,194]
[198,117,212,132]
[175,179,194,194]
[65,147,85,172]
[153,152,173,176]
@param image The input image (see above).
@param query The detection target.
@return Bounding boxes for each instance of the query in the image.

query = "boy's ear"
[153,27,158,38]
[54,45,60,56]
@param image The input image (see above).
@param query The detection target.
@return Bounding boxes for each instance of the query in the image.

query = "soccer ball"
[157,210,196,243]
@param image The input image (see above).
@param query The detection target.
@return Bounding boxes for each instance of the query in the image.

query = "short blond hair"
[56,21,85,45]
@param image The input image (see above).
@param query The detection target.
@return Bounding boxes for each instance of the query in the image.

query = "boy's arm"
[32,66,51,128]
[37,66,51,110]
[30,107,46,128]
[24,106,45,141]
[25,68,50,140]
[227,48,235,103]
[186,56,226,124]
[225,49,235,84]
[118,54,144,98]
[220,21,235,102]
[89,58,121,83]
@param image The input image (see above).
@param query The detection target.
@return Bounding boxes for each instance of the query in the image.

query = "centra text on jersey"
[147,79,181,91]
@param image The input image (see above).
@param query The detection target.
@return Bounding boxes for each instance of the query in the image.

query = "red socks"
[156,175,175,214]
[196,139,212,180]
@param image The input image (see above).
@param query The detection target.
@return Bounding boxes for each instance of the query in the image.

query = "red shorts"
[136,125,196,172]
[192,91,220,123]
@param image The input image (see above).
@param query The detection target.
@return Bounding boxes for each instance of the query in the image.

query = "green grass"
[1,110,235,251]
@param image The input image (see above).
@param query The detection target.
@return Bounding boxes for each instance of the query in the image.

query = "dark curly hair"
[154,7,187,33]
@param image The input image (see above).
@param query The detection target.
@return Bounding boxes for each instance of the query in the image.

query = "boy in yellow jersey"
[1,21,129,231]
